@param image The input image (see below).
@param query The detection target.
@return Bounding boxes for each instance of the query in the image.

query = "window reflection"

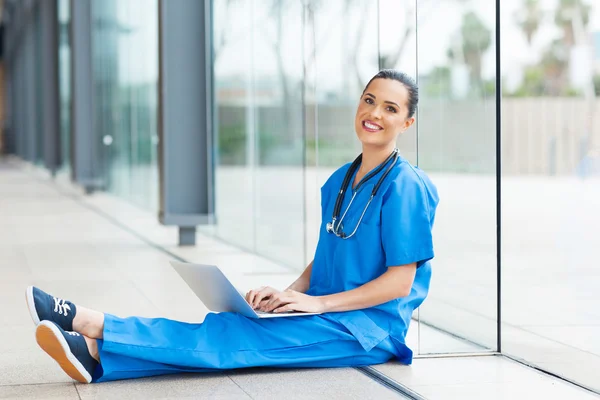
[303,0,380,260]
[90,0,159,211]
[502,0,600,391]
[58,0,71,175]
[414,0,498,353]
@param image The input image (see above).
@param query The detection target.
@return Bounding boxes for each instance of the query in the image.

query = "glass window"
[415,0,498,354]
[304,0,380,262]
[501,0,600,391]
[91,0,159,211]
[58,0,71,175]
[213,0,499,358]
[211,0,305,268]
[252,0,305,267]
[211,0,257,253]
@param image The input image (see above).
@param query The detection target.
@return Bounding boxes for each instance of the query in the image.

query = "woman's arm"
[285,260,313,293]
[320,263,416,312]
[261,262,416,314]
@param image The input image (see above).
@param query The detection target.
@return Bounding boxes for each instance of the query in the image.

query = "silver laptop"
[170,261,321,319]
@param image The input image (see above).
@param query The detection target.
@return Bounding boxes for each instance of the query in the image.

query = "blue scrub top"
[306,152,439,364]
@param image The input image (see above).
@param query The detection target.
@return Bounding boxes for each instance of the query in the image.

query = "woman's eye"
[387,106,397,113]
[365,98,374,104]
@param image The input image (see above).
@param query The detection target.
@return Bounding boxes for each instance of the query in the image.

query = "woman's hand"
[245,286,280,309]
[261,289,326,314]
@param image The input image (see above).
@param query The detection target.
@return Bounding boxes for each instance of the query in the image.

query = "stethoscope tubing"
[327,149,399,239]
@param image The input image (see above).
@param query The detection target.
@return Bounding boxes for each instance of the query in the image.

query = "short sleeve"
[381,177,435,268]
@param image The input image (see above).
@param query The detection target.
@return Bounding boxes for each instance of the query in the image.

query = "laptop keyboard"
[255,309,296,315]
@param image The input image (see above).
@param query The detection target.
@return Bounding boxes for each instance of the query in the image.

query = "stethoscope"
[326,148,399,239]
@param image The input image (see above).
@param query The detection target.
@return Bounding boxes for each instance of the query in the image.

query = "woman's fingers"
[273,303,295,313]
[262,292,294,312]
[251,287,275,308]
[258,299,270,308]
[245,286,282,309]
[245,290,256,306]
[254,287,275,308]
[246,287,265,308]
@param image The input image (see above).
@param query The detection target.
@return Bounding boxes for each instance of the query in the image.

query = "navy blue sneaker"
[35,320,98,384]
[26,286,77,331]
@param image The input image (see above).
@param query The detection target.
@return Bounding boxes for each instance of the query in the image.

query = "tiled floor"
[0,157,598,399]
[375,357,598,400]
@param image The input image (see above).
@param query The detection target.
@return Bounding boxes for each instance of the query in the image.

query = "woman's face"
[354,78,415,149]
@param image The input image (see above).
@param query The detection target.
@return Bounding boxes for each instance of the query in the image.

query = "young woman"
[26,69,438,383]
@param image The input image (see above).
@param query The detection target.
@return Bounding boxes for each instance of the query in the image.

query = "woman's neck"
[359,145,396,174]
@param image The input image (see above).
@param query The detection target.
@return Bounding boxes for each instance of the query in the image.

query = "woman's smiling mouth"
[362,120,383,132]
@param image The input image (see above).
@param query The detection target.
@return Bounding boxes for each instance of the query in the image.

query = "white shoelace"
[53,297,71,316]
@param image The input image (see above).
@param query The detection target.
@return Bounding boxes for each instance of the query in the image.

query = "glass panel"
[252,0,305,268]
[58,0,71,175]
[304,0,380,266]
[211,0,257,252]
[118,0,159,211]
[416,0,498,353]
[34,7,44,165]
[210,0,306,269]
[91,0,121,194]
[376,0,425,354]
[379,0,418,165]
[91,0,159,211]
[501,0,600,391]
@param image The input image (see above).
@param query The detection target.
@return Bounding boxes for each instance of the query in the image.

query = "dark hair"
[362,69,419,118]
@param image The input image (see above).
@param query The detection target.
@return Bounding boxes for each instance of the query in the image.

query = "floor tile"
[522,326,600,354]
[0,350,73,386]
[0,383,79,399]
[229,368,404,399]
[412,379,598,400]
[0,326,38,354]
[404,322,483,355]
[374,356,564,387]
[532,362,600,392]
[76,374,251,400]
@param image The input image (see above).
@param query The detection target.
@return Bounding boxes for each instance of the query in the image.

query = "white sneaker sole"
[35,321,92,384]
[26,286,41,326]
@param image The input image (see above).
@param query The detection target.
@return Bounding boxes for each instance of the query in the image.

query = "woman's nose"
[370,107,383,119]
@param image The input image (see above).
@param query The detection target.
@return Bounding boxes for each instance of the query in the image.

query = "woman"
[26,69,438,383]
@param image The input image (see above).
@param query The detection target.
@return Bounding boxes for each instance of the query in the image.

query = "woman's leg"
[30,288,395,383]
[83,335,99,361]
[73,306,105,339]
[93,312,395,383]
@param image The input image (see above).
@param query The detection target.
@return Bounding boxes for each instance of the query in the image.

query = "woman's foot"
[35,321,99,384]
[26,286,76,331]
[26,286,104,339]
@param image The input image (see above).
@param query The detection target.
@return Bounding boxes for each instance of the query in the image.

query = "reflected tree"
[555,0,591,48]
[448,11,491,91]
[378,0,419,70]
[512,0,594,97]
[213,0,241,63]
[514,0,543,47]
[378,0,461,70]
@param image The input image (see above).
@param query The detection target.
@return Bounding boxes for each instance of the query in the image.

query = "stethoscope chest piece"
[326,221,343,234]
[326,222,333,233]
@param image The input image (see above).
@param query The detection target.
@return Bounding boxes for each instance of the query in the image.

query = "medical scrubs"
[93,153,439,382]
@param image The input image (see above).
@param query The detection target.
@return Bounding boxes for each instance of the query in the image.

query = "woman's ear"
[402,117,415,132]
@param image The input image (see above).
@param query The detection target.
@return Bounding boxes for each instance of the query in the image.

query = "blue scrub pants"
[92,312,396,382]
